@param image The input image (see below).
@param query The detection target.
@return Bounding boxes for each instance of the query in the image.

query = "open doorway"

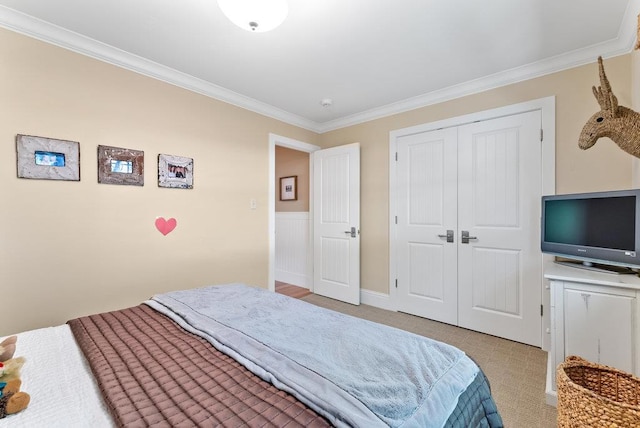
[274,281,312,298]
[268,134,320,292]
[274,145,310,292]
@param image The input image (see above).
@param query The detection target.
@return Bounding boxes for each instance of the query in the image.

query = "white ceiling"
[0,0,638,133]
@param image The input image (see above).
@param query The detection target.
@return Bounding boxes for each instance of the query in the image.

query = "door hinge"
[395,279,398,288]
[395,215,398,224]
[540,304,543,316]
[540,129,543,142]
[395,152,398,161]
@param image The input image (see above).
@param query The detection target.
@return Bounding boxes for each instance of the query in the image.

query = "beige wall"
[0,28,318,336]
[275,146,309,212]
[2,25,636,334]
[318,54,633,295]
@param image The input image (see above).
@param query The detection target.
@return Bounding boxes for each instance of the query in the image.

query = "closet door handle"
[461,231,477,244]
[437,230,454,243]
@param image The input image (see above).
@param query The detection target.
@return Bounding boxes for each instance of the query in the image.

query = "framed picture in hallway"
[280,176,297,201]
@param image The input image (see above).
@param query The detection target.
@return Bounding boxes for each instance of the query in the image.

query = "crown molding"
[0,6,321,133]
[1,3,637,135]
[318,0,640,133]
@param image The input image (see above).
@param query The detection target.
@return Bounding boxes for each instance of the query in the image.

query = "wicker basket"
[557,355,640,427]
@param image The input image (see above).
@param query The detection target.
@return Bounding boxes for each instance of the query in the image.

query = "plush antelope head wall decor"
[578,56,640,157]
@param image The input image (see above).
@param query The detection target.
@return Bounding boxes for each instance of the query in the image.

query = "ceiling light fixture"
[217,0,288,33]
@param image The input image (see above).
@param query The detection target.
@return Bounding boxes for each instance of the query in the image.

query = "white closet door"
[395,110,543,346]
[396,128,458,324]
[457,110,542,346]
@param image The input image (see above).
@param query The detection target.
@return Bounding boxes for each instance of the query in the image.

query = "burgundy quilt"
[68,304,330,427]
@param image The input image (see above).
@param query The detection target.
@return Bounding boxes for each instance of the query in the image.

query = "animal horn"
[592,56,618,117]
[598,56,612,96]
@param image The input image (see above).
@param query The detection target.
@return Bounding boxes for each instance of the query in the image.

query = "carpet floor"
[301,293,558,427]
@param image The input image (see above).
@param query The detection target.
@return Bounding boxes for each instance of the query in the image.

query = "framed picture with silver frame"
[158,153,193,189]
[16,134,80,181]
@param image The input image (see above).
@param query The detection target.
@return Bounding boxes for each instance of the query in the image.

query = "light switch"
[250,198,257,210]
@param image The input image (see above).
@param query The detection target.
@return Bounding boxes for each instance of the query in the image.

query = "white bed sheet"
[0,325,113,427]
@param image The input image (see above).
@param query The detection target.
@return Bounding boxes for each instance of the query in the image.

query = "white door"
[396,128,458,324]
[395,111,542,346]
[457,111,542,346]
[313,143,360,304]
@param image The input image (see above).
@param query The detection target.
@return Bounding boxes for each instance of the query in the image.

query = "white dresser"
[544,262,640,406]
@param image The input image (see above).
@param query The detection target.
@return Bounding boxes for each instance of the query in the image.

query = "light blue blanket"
[147,284,478,428]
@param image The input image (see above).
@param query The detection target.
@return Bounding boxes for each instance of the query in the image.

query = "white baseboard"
[275,270,308,288]
[360,289,395,311]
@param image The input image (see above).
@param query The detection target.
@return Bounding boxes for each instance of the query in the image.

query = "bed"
[1,284,503,427]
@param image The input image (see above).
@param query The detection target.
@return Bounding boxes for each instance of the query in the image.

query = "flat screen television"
[541,189,640,273]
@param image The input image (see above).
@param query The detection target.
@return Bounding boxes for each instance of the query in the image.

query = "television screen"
[544,197,635,251]
[541,189,640,270]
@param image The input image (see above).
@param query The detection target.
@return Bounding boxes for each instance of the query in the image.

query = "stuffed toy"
[0,336,17,362]
[0,337,30,418]
[0,357,25,382]
[0,378,30,418]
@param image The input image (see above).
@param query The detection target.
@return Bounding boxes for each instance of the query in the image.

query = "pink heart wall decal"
[155,217,177,236]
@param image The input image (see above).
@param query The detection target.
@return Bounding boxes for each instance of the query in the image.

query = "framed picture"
[280,176,297,201]
[16,134,80,181]
[97,145,144,186]
[158,154,193,189]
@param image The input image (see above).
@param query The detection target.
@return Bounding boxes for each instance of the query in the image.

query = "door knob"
[461,230,477,244]
[437,229,454,243]
[344,227,358,238]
